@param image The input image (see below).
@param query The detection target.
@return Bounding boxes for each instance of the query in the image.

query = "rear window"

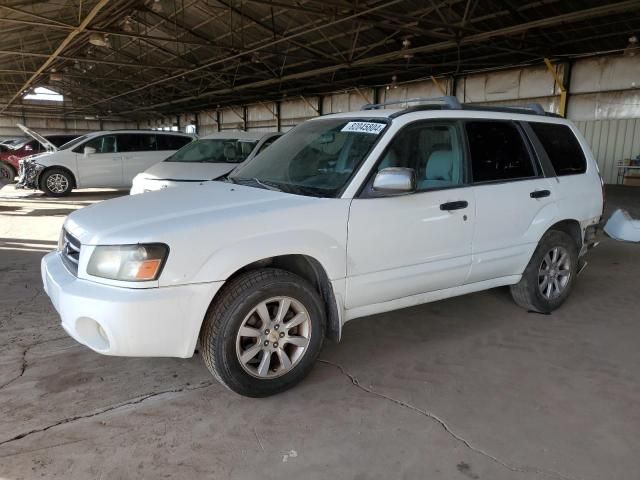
[529,123,586,176]
[157,134,192,150]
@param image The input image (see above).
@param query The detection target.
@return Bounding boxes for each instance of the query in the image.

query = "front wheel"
[40,168,73,197]
[199,268,325,397]
[510,230,578,313]
[0,163,16,184]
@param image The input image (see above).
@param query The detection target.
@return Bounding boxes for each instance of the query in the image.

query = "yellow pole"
[544,58,567,117]
[431,76,447,96]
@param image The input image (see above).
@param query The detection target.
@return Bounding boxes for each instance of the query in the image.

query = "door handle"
[530,189,551,199]
[440,200,468,211]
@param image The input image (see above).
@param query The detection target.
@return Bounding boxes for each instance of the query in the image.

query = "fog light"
[75,317,110,352]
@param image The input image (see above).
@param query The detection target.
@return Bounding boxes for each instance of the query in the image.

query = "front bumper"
[16,160,43,189]
[42,251,223,358]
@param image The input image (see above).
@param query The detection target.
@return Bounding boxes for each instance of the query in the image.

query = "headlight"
[87,244,169,281]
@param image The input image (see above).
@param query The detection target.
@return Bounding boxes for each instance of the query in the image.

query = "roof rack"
[362,96,462,110]
[362,96,552,117]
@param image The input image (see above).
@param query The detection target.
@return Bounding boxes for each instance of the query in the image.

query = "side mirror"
[83,146,96,156]
[372,167,416,194]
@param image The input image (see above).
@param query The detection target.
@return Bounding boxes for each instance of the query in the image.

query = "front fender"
[190,229,347,283]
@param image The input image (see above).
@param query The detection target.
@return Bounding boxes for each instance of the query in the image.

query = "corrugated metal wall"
[575,118,640,184]
[182,56,639,184]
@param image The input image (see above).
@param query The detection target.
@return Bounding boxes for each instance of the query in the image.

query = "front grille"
[60,229,81,275]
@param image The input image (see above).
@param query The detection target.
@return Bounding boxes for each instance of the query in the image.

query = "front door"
[76,134,123,188]
[346,121,474,310]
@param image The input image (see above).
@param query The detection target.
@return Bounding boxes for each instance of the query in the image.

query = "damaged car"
[0,125,78,183]
[18,127,193,196]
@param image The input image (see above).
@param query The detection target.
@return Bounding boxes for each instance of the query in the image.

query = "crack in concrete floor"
[318,359,581,480]
[0,336,69,391]
[0,381,215,448]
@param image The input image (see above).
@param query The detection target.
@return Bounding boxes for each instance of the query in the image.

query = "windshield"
[229,118,388,198]
[165,138,258,164]
[59,134,90,150]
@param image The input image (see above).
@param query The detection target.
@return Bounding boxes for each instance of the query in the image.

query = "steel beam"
[0,0,110,114]
[115,0,640,113]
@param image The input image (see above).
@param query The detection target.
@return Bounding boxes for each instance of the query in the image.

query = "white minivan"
[42,98,603,397]
[130,131,281,194]
[17,129,193,196]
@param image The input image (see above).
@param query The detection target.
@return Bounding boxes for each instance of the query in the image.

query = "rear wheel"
[0,163,16,184]
[510,230,578,313]
[40,168,73,197]
[199,268,325,397]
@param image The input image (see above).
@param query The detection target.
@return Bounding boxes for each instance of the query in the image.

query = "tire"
[0,163,16,184]
[199,268,325,397]
[40,168,73,197]
[510,230,579,313]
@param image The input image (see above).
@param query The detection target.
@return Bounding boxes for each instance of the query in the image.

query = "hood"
[17,124,58,152]
[65,180,314,245]
[140,161,239,182]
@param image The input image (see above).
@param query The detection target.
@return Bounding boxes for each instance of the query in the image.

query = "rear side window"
[117,134,157,152]
[157,135,191,150]
[466,121,535,182]
[529,123,586,176]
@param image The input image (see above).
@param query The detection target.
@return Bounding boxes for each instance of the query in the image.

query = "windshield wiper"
[231,177,282,192]
[252,178,282,191]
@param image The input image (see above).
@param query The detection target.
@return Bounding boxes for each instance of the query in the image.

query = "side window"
[529,123,586,176]
[256,135,279,154]
[466,121,536,182]
[83,135,116,154]
[373,122,465,190]
[117,134,156,152]
[157,135,191,150]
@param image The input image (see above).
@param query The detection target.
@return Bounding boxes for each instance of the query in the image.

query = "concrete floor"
[0,184,638,480]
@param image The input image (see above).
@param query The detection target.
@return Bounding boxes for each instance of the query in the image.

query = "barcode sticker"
[341,122,386,135]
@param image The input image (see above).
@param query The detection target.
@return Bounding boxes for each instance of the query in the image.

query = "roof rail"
[362,96,461,110]
[523,103,546,115]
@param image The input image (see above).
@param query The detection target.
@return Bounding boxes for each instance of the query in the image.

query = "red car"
[0,133,79,182]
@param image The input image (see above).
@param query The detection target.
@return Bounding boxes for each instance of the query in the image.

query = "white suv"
[42,98,603,397]
[18,129,193,196]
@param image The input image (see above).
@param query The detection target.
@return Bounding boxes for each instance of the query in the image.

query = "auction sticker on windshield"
[341,122,386,134]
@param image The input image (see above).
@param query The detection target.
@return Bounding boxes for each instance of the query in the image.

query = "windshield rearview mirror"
[318,133,335,144]
[84,146,96,156]
[372,167,416,194]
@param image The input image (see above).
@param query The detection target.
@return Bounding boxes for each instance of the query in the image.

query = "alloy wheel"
[235,296,311,379]
[46,173,69,193]
[538,246,571,299]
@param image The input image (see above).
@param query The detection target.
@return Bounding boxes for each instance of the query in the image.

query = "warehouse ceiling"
[0,0,639,119]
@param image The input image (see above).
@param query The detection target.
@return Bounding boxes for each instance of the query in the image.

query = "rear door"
[119,133,160,185]
[466,120,555,283]
[75,134,123,188]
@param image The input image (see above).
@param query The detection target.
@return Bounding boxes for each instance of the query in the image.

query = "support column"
[544,58,568,117]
